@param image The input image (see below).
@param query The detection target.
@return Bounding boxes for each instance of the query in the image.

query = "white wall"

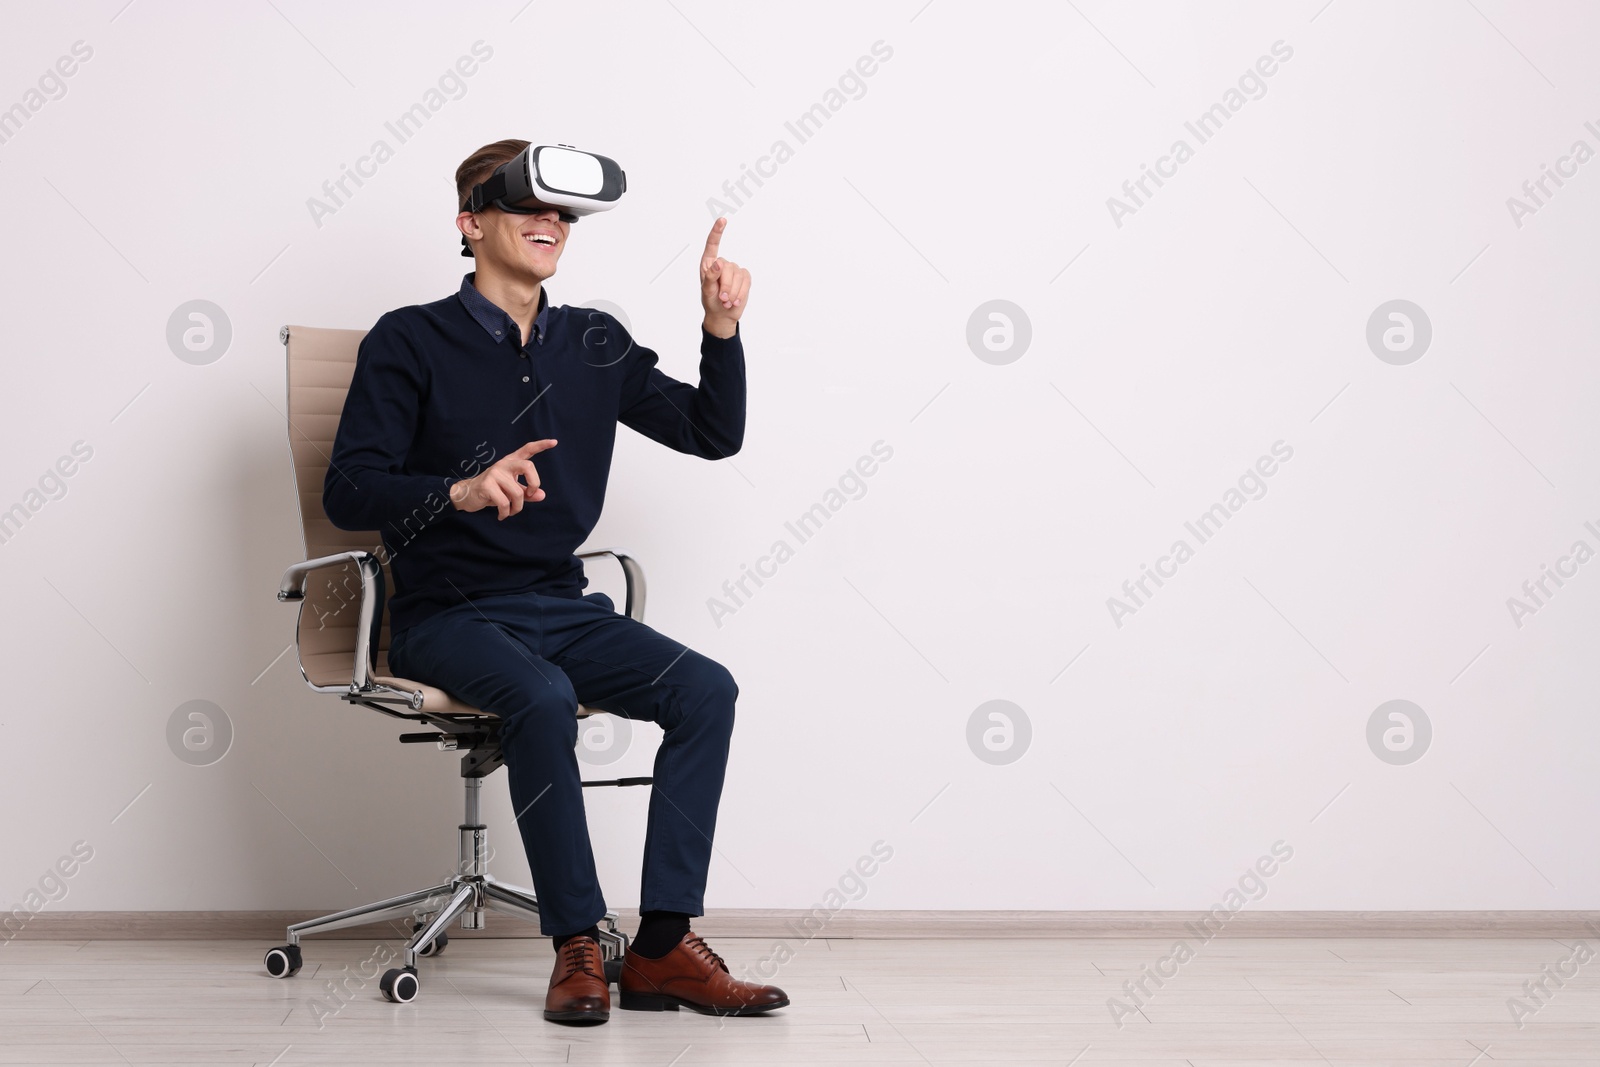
[3,0,1597,920]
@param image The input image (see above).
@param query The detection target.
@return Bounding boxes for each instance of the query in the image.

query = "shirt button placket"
[517,333,536,436]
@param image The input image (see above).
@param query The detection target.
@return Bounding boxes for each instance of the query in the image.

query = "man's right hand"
[449,439,557,520]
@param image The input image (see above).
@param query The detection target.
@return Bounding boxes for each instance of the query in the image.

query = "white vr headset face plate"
[531,147,605,203]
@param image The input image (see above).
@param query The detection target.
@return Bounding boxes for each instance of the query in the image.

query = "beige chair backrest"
[282,325,397,689]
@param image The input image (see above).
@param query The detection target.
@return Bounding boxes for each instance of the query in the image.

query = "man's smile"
[521,227,561,253]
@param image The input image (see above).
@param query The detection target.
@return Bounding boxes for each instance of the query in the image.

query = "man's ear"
[456,211,481,257]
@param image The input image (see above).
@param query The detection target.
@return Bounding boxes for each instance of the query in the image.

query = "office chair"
[262,324,650,1004]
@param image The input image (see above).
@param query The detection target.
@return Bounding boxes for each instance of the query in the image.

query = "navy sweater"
[323,272,745,634]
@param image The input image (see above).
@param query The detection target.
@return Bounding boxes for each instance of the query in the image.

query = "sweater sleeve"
[322,313,460,534]
[616,317,746,459]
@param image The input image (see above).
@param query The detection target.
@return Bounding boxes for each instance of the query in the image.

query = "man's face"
[460,203,570,281]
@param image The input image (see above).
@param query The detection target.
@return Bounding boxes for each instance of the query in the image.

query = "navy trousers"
[388,589,737,936]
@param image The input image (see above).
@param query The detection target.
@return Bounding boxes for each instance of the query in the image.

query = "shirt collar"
[458,272,550,346]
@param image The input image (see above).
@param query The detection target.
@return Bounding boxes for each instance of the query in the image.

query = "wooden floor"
[1,935,1595,1064]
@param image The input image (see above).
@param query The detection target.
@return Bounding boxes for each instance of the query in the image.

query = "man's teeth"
[524,234,556,245]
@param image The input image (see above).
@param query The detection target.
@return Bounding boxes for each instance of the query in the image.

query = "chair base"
[260,773,631,1000]
[280,875,627,966]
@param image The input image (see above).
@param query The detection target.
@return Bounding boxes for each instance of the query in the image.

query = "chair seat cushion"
[372,673,597,719]
[300,652,595,717]
[373,674,493,715]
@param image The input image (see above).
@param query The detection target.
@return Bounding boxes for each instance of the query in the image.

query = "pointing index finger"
[514,439,558,457]
[702,216,727,270]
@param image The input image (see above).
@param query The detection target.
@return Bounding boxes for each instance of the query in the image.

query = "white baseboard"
[7,909,1600,941]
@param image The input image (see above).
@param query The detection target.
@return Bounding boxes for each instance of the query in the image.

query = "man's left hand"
[700,216,750,339]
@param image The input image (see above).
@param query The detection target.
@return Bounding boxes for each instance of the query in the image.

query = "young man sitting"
[323,138,785,1025]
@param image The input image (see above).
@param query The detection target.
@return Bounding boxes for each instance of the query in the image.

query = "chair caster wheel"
[264,945,302,978]
[380,965,420,1003]
[604,957,623,986]
[413,921,448,957]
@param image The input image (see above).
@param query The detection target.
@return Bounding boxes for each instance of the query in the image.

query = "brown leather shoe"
[544,936,610,1024]
[619,931,789,1016]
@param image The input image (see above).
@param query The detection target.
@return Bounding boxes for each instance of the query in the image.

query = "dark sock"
[551,924,601,952]
[631,910,692,959]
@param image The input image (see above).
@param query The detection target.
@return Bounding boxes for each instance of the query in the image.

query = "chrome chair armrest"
[277,550,383,691]
[577,548,646,622]
[278,550,373,601]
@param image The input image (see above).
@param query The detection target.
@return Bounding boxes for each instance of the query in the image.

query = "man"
[322,138,786,1025]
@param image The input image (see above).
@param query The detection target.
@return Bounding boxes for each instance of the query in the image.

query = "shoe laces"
[684,932,729,974]
[560,936,602,979]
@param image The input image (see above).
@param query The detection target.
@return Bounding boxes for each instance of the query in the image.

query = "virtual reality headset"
[459,143,626,256]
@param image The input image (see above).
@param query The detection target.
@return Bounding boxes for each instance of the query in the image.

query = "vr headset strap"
[463,166,510,215]
[460,164,513,255]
